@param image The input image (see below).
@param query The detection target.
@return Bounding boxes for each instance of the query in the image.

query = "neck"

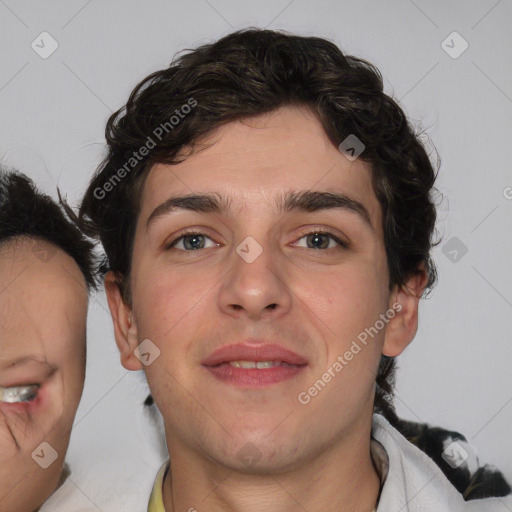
[162,416,380,512]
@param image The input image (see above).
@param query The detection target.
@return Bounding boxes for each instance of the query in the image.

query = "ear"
[382,265,429,357]
[104,271,143,371]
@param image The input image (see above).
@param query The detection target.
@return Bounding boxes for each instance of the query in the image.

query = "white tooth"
[256,361,279,369]
[228,360,281,369]
[229,360,257,369]
[0,385,39,403]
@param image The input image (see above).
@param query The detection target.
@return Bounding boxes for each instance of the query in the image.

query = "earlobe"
[382,267,429,357]
[104,271,143,371]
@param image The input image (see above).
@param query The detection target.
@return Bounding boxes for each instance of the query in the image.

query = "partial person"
[75,29,511,511]
[0,168,97,512]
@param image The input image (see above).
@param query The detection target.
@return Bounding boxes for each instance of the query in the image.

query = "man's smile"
[200,341,309,387]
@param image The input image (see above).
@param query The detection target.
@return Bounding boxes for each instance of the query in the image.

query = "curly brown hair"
[72,28,440,417]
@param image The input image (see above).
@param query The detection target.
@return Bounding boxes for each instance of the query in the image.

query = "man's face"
[114,105,397,471]
[0,238,87,511]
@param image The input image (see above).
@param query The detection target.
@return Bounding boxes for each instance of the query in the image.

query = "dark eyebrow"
[146,190,373,231]
[146,192,232,230]
[278,190,373,230]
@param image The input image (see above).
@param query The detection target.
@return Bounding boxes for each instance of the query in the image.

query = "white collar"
[371,413,512,511]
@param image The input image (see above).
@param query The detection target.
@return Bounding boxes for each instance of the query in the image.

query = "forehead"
[139,105,381,227]
[0,238,87,358]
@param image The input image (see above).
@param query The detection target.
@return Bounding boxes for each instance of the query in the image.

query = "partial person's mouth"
[0,384,39,403]
[227,360,296,368]
[201,342,308,387]
[0,382,46,415]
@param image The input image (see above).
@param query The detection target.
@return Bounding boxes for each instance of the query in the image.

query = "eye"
[165,228,348,252]
[0,384,39,403]
[292,230,348,251]
[166,230,219,251]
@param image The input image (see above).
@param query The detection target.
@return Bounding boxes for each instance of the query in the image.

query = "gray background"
[1,0,511,509]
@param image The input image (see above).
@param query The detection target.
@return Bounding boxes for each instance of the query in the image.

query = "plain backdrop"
[1,0,511,509]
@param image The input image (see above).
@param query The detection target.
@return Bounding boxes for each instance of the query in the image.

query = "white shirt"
[371,414,512,511]
[39,413,512,511]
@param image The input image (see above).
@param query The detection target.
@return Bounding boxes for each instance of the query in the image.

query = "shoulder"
[372,414,512,512]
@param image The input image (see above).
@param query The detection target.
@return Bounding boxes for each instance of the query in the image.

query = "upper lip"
[201,342,308,367]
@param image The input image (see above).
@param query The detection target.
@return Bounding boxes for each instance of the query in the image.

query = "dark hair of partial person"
[69,27,441,417]
[0,166,99,291]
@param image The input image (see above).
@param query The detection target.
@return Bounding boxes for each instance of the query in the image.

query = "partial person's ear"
[104,271,143,371]
[382,264,429,357]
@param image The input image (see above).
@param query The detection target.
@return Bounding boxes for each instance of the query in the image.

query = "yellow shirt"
[148,461,169,512]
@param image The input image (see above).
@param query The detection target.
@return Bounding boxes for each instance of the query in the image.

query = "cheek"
[297,268,385,405]
[294,265,387,396]
[61,361,85,421]
[54,338,85,398]
[133,265,214,342]
[299,264,388,336]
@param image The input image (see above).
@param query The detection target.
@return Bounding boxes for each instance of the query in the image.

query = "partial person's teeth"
[228,360,282,369]
[0,384,39,403]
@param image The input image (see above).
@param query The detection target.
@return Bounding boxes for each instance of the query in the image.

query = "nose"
[218,238,292,321]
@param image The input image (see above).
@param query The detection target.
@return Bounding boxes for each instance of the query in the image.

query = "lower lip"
[203,363,307,387]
